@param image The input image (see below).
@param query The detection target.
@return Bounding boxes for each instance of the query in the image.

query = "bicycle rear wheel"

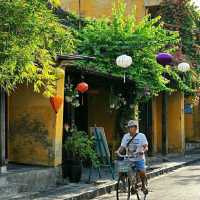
[116,175,131,200]
[136,190,148,200]
[135,177,148,200]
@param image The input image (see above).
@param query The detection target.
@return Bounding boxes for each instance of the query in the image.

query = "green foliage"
[76,0,184,98]
[156,0,200,95]
[64,130,100,167]
[159,0,200,66]
[0,0,75,95]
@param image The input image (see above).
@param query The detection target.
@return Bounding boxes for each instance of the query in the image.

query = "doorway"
[139,100,153,155]
[75,93,88,133]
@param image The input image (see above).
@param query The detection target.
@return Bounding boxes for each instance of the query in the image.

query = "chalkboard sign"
[89,127,114,180]
[90,127,110,163]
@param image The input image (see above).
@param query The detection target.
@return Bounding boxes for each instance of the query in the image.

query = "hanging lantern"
[50,95,63,113]
[156,53,173,66]
[76,81,89,105]
[116,55,132,68]
[116,55,132,83]
[178,62,190,72]
[76,82,89,93]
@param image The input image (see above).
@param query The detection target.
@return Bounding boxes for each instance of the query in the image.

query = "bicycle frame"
[116,154,148,200]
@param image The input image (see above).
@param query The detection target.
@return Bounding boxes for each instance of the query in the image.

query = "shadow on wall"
[9,114,54,166]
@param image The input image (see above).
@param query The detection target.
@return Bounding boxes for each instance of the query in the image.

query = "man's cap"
[127,120,138,128]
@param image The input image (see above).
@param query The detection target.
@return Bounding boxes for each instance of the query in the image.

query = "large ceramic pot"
[63,159,82,183]
[62,162,70,179]
[68,160,82,183]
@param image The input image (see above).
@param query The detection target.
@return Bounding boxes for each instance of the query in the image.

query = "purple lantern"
[156,53,173,66]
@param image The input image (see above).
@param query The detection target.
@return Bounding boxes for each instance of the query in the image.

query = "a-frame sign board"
[89,127,114,182]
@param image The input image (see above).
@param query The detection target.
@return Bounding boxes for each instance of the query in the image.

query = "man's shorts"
[131,159,146,172]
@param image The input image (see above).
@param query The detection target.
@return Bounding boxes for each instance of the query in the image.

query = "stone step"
[1,191,39,200]
[5,167,61,192]
[0,166,61,189]
[0,165,61,199]
[0,183,21,199]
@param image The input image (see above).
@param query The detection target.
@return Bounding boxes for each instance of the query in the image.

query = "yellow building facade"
[6,0,188,168]
[61,0,146,21]
[152,92,185,154]
[61,0,186,154]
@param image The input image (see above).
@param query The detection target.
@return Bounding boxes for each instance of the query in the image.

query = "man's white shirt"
[121,133,148,161]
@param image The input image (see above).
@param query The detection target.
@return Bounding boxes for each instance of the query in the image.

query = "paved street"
[92,162,200,200]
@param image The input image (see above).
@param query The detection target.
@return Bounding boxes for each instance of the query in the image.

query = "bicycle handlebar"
[116,151,140,159]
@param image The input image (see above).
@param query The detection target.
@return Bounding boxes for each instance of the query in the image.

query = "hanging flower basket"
[64,83,80,107]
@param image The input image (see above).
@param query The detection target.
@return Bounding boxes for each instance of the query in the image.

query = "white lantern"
[116,55,132,83]
[116,55,132,68]
[178,62,190,72]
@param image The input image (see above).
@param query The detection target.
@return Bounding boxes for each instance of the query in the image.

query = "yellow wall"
[152,95,162,153]
[144,0,162,7]
[88,87,117,151]
[168,92,185,153]
[184,97,194,141]
[184,97,200,141]
[61,0,145,21]
[185,114,194,140]
[193,104,200,140]
[8,71,65,166]
[152,92,185,153]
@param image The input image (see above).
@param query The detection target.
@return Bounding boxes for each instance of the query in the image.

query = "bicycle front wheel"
[116,175,131,200]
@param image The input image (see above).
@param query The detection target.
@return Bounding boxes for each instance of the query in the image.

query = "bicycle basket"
[115,160,131,173]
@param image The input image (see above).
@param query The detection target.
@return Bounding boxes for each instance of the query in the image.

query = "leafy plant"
[0,0,75,96]
[75,0,184,99]
[64,130,99,167]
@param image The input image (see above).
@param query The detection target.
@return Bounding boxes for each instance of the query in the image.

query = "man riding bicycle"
[116,120,148,194]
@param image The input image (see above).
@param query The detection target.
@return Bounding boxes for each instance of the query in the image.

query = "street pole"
[0,87,6,173]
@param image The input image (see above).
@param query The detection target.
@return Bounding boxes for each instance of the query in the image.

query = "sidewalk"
[9,150,200,200]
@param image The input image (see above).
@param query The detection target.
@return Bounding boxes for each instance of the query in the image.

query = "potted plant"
[63,130,99,182]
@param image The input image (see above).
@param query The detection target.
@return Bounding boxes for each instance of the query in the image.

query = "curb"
[147,158,200,179]
[64,158,200,200]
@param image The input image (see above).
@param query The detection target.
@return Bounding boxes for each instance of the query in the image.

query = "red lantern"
[50,95,63,113]
[76,82,89,93]
[76,82,88,105]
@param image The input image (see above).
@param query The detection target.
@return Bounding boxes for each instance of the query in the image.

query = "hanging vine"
[0,0,75,96]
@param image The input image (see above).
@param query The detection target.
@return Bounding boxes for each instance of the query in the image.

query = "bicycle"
[115,153,148,200]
